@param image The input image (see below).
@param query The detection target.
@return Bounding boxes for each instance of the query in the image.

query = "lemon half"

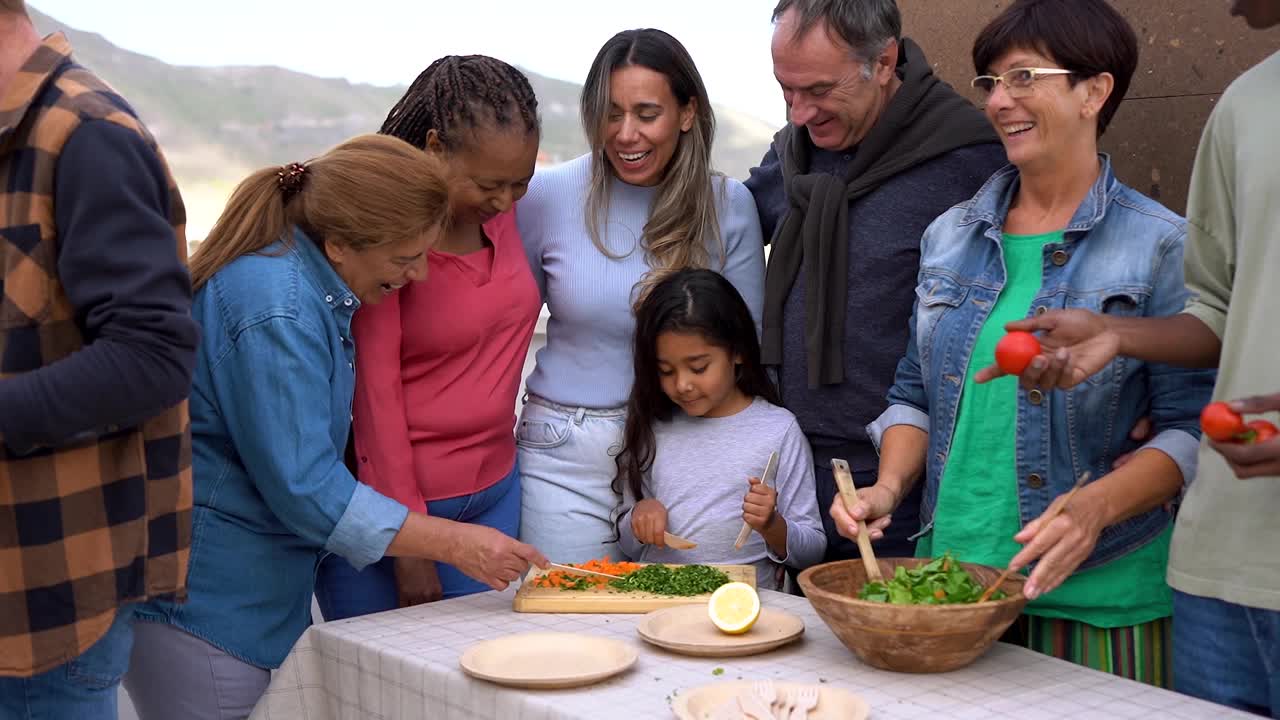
[708,581,760,635]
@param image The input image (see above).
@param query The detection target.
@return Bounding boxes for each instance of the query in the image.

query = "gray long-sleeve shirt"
[617,397,825,590]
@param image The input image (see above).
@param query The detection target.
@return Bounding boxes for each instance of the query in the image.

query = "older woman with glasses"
[828,0,1215,686]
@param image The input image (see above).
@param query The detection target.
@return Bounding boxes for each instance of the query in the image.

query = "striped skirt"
[1004,614,1172,688]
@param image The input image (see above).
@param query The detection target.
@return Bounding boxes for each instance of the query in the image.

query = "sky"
[31,0,790,126]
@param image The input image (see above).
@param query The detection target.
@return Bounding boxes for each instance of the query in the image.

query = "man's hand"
[394,557,443,607]
[973,309,1119,389]
[1211,393,1280,479]
[444,524,547,591]
[631,498,670,546]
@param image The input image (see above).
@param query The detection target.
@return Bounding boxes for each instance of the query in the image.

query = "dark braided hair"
[380,55,540,151]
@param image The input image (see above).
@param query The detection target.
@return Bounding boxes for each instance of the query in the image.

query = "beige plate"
[671,681,869,720]
[637,605,805,658]
[458,632,638,689]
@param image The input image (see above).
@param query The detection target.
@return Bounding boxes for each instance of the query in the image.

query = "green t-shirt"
[916,230,1171,628]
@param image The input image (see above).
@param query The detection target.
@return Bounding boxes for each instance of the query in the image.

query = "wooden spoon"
[978,471,1091,603]
[832,458,883,583]
[663,532,697,550]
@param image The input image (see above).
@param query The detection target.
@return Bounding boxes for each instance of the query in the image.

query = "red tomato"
[994,331,1041,375]
[1245,419,1279,444]
[1200,402,1247,442]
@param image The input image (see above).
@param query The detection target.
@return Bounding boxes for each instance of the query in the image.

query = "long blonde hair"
[189,134,451,290]
[580,29,724,303]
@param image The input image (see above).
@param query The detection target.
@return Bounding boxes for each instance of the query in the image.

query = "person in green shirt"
[829,0,1216,688]
[974,1,1280,714]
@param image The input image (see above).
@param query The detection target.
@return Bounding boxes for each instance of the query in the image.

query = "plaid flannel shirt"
[0,33,192,677]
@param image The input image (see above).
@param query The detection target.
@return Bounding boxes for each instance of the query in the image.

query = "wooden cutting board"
[512,564,756,614]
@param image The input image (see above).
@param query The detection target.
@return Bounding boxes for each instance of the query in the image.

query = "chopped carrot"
[530,557,642,591]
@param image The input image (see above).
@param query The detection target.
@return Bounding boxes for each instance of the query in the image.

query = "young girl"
[614,269,824,590]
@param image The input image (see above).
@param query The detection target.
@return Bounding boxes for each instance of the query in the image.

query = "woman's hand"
[631,499,670,546]
[394,557,443,607]
[827,483,898,542]
[445,524,547,591]
[742,477,778,532]
[1008,486,1108,600]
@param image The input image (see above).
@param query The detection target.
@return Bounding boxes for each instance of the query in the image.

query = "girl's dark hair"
[380,55,540,151]
[972,0,1138,137]
[614,269,780,502]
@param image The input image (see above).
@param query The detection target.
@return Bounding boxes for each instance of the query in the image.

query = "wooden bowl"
[797,558,1028,673]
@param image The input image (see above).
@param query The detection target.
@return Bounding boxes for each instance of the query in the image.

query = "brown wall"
[899,1,1278,214]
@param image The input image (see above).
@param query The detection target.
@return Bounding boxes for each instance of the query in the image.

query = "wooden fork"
[787,685,819,719]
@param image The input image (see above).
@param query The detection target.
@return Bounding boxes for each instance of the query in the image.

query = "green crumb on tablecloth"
[712,667,725,676]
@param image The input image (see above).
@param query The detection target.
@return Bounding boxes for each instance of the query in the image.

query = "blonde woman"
[123,135,546,720]
[517,29,766,563]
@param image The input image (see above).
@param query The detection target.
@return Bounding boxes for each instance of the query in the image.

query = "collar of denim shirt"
[960,152,1121,238]
[288,225,360,315]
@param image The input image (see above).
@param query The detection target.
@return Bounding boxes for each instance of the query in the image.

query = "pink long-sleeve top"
[351,209,541,510]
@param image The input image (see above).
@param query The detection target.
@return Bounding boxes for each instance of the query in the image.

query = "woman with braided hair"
[122,134,547,720]
[516,29,766,563]
[315,55,545,619]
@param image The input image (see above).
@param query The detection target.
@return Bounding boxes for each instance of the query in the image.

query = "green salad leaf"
[857,553,1005,604]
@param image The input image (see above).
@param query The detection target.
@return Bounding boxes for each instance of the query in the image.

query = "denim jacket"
[137,229,408,668]
[869,156,1216,571]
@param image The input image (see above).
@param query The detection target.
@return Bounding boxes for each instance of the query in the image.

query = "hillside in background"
[29,8,779,240]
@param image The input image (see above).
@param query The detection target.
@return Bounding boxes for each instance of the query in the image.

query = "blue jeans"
[516,395,627,564]
[314,461,522,620]
[0,604,136,720]
[1174,589,1280,717]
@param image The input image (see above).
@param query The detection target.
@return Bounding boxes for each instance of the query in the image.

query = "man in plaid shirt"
[0,1,197,717]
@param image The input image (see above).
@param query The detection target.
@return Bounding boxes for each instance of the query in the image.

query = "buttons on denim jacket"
[325,294,334,303]
[1028,389,1044,405]
[1027,473,1045,489]
[1051,250,1069,266]
[343,298,353,306]
[1035,306,1047,316]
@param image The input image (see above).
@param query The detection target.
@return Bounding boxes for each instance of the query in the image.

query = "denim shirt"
[137,229,409,668]
[869,156,1216,571]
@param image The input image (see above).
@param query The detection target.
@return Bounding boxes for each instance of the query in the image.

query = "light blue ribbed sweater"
[518,153,765,409]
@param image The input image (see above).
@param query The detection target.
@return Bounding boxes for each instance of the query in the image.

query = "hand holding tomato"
[1200,401,1279,444]
[1205,393,1280,479]
[974,309,1118,389]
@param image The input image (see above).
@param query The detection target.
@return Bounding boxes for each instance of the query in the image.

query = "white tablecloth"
[249,588,1249,720]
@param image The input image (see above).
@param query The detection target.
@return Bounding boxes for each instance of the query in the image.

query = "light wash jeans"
[0,604,136,720]
[517,395,626,563]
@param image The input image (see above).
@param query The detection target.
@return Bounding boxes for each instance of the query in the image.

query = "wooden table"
[249,587,1250,720]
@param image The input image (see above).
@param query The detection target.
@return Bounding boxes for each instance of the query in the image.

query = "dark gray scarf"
[761,38,999,388]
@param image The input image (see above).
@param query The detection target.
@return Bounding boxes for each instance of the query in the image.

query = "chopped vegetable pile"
[858,553,1005,604]
[608,563,730,596]
[530,558,731,596]
[531,558,641,591]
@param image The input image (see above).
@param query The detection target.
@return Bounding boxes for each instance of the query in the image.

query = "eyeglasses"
[970,67,1074,101]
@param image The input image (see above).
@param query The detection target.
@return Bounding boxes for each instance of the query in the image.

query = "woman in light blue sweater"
[517,28,766,563]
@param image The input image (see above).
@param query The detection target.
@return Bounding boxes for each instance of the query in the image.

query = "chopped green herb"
[712,667,725,676]
[608,564,730,596]
[858,552,1005,604]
